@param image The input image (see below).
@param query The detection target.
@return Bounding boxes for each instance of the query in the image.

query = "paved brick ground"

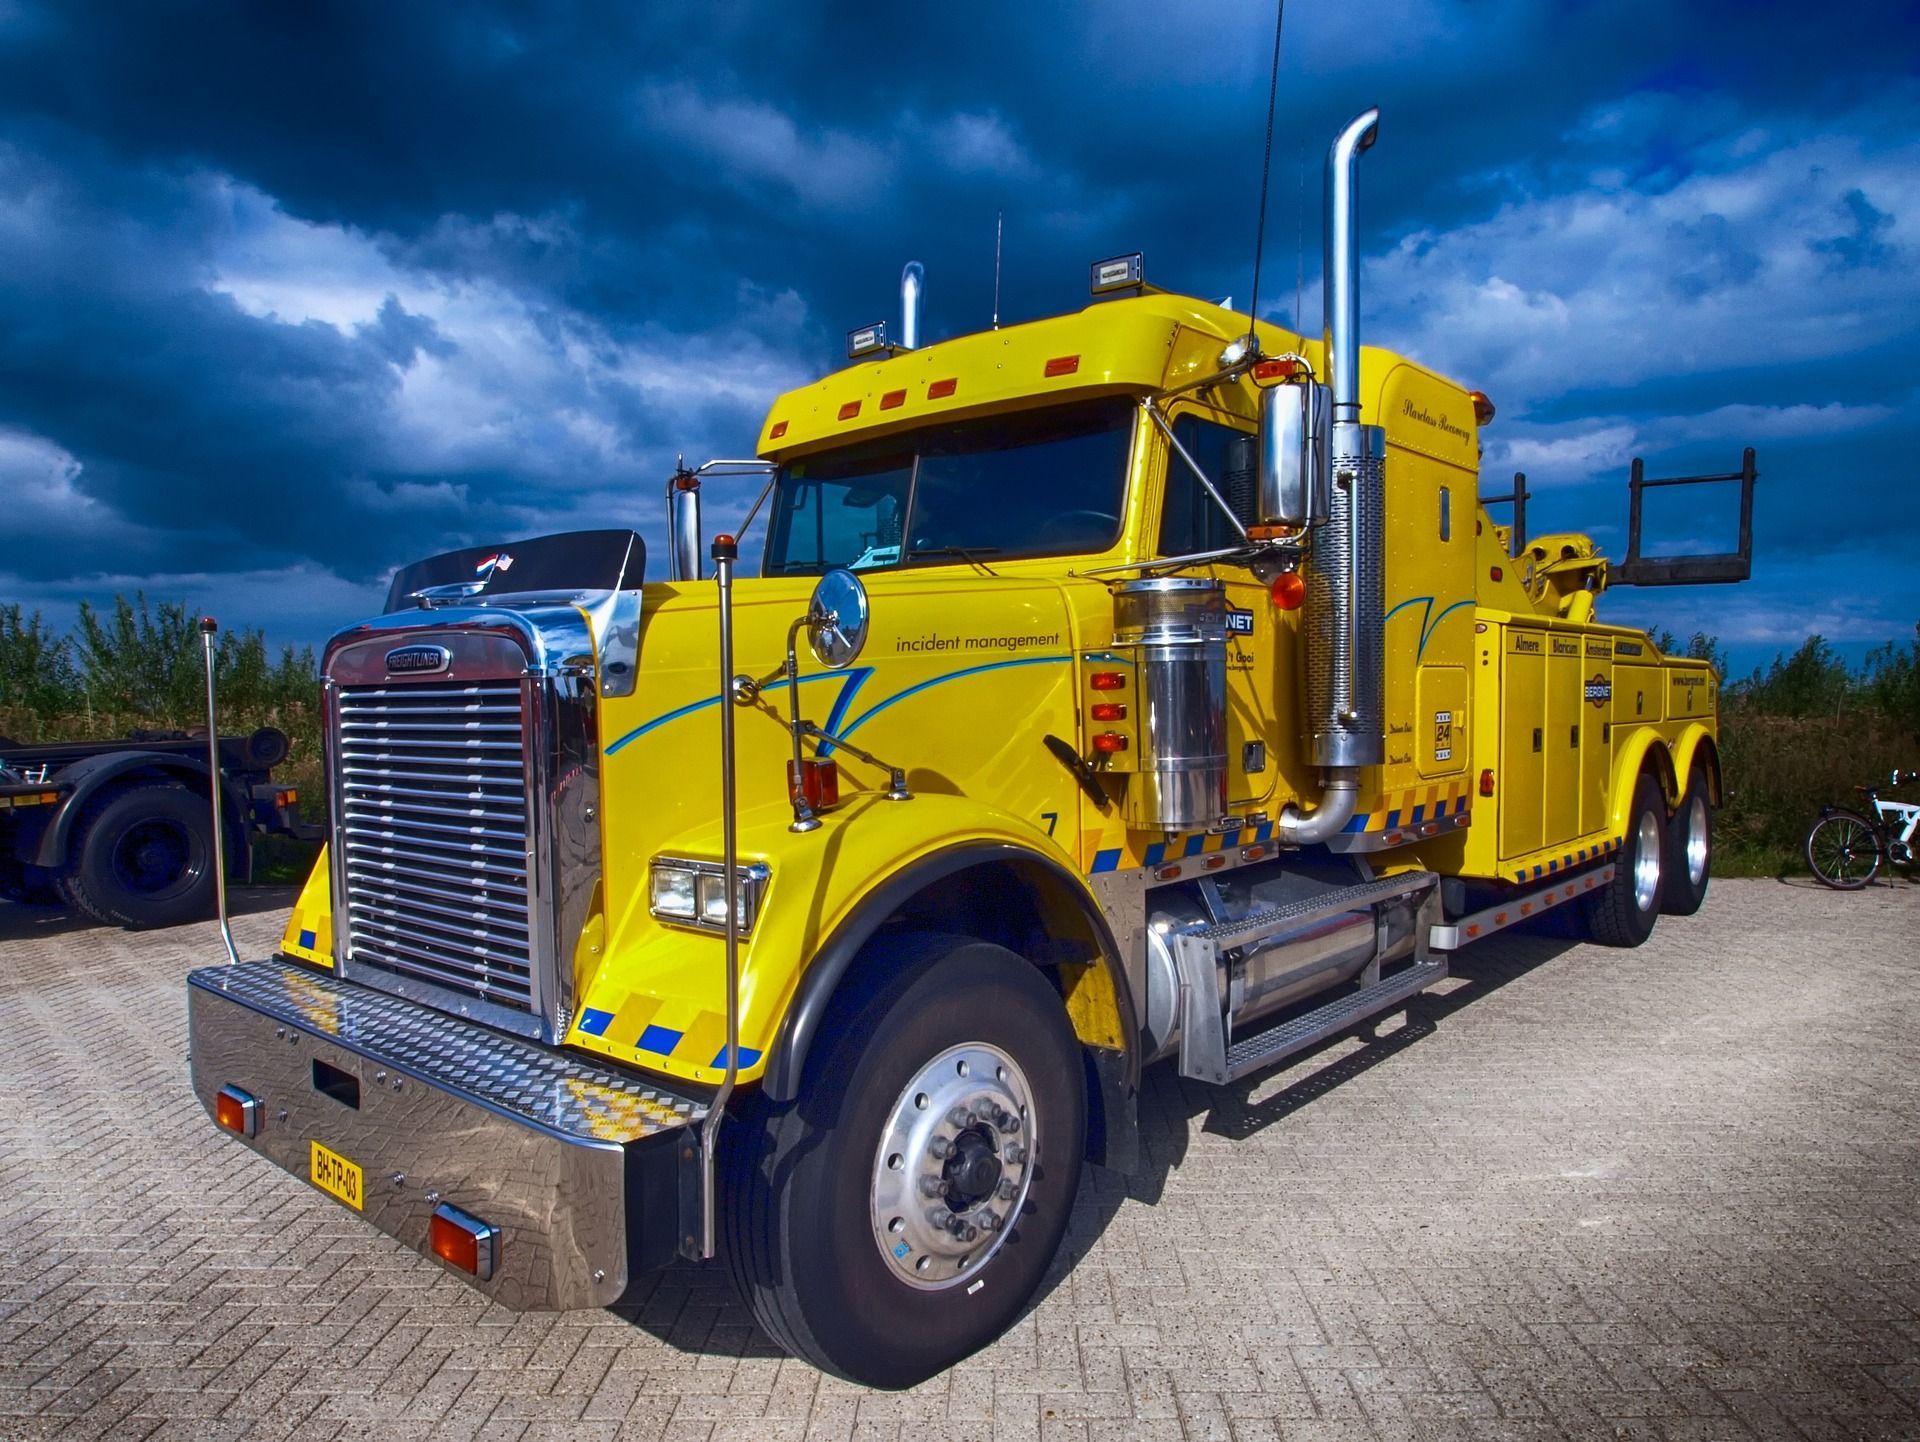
[3,877,1918,1441]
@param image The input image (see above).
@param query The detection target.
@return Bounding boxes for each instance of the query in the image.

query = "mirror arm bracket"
[1140,400,1250,543]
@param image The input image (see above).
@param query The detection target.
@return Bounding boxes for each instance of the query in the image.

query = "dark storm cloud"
[0,0,1915,667]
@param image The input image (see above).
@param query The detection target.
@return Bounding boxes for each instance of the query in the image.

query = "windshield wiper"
[909,545,1002,575]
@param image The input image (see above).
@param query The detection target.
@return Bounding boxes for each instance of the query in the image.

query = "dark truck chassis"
[0,727,318,929]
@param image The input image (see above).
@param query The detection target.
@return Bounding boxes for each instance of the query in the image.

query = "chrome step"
[1170,870,1443,1085]
[1220,960,1446,1081]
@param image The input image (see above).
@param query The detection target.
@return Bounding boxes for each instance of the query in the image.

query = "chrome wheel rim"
[1633,810,1662,912]
[869,1042,1034,1291]
[1685,796,1709,887]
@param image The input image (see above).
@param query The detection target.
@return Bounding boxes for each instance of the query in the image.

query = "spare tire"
[62,782,216,929]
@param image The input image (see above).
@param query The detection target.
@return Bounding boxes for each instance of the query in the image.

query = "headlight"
[649,857,769,935]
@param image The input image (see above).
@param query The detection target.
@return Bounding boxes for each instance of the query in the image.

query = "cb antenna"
[992,208,1004,330]
[1244,0,1287,350]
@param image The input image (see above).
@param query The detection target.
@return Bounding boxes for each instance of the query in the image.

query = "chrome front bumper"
[187,959,707,1310]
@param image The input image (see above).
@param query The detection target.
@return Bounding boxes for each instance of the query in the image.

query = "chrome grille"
[335,681,536,1010]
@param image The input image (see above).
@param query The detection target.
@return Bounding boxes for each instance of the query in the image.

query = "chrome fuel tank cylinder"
[1112,578,1228,831]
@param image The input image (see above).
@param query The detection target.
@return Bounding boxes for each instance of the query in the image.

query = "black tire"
[1661,765,1713,916]
[1583,772,1666,946]
[1804,810,1882,890]
[721,933,1087,1389]
[62,782,216,929]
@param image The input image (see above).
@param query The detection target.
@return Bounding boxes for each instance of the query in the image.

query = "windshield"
[763,398,1134,575]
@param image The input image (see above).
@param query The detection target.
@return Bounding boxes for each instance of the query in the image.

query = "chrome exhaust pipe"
[1304,106,1385,771]
[1280,107,1383,845]
[900,261,924,350]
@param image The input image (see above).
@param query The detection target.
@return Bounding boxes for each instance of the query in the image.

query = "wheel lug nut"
[947,1106,971,1128]
[952,1221,977,1243]
[973,1099,997,1120]
[997,1110,1019,1133]
[978,1211,1000,1232]
[929,1207,953,1230]
[1003,1143,1026,1165]
[928,1135,953,1159]
[997,1178,1016,1200]
[918,1175,944,1197]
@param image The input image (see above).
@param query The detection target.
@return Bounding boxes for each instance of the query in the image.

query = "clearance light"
[1480,769,1496,797]
[1090,252,1144,294]
[769,420,789,439]
[788,757,839,812]
[1044,355,1081,377]
[1089,671,1126,691]
[1269,572,1306,610]
[1251,357,1303,387]
[429,1203,499,1281]
[1490,566,1504,583]
[1090,702,1127,722]
[838,400,862,420]
[1469,390,1496,425]
[1092,732,1129,754]
[215,1085,259,1138]
[927,377,957,399]
[880,389,906,410]
[275,788,299,808]
[847,322,889,358]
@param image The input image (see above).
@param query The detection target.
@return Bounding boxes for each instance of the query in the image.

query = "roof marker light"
[1045,355,1080,377]
[838,400,862,420]
[768,420,789,440]
[880,389,906,410]
[1090,252,1144,294]
[927,377,957,399]
[1469,390,1496,425]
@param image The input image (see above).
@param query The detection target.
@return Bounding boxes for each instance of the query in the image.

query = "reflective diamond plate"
[191,960,705,1142]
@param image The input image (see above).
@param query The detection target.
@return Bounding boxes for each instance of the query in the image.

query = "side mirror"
[667,470,702,581]
[806,568,870,667]
[1256,381,1330,527]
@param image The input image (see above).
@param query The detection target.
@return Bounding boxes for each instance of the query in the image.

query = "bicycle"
[1804,769,1920,889]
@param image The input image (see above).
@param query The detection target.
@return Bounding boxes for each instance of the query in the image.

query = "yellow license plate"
[310,1140,364,1211]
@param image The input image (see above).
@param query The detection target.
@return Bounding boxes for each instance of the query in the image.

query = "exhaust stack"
[1279,106,1384,844]
[899,262,924,350]
[1306,106,1385,773]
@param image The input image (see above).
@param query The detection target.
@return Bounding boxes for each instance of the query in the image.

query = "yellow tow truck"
[188,108,1755,1387]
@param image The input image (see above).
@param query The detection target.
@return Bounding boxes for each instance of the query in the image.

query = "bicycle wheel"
[1804,810,1882,890]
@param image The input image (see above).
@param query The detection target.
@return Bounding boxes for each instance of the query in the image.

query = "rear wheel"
[1661,765,1713,915]
[1805,811,1881,890]
[1583,772,1665,946]
[722,933,1086,1389]
[62,782,216,929]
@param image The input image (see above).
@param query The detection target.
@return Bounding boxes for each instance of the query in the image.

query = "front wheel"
[722,934,1087,1389]
[1805,810,1882,890]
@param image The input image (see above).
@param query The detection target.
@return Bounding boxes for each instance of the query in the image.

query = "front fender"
[568,792,1129,1091]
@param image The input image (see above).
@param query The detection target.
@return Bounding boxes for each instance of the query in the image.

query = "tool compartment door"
[1542,633,1584,849]
[1580,638,1614,835]
[1499,630,1546,859]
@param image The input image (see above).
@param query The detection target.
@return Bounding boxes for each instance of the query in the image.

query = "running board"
[1221,961,1447,1082]
[1171,871,1443,1085]
[1428,864,1615,950]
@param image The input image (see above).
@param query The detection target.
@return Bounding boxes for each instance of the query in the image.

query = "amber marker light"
[1469,390,1496,425]
[215,1084,259,1138]
[1269,572,1306,610]
[927,377,957,398]
[429,1203,499,1281]
[1480,769,1496,797]
[1044,355,1080,377]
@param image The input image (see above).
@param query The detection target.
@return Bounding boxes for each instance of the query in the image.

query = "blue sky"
[0,1,1913,678]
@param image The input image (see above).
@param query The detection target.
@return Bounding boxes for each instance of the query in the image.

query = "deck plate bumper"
[188,958,707,1310]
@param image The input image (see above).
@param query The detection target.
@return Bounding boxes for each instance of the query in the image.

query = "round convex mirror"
[806,568,870,667]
